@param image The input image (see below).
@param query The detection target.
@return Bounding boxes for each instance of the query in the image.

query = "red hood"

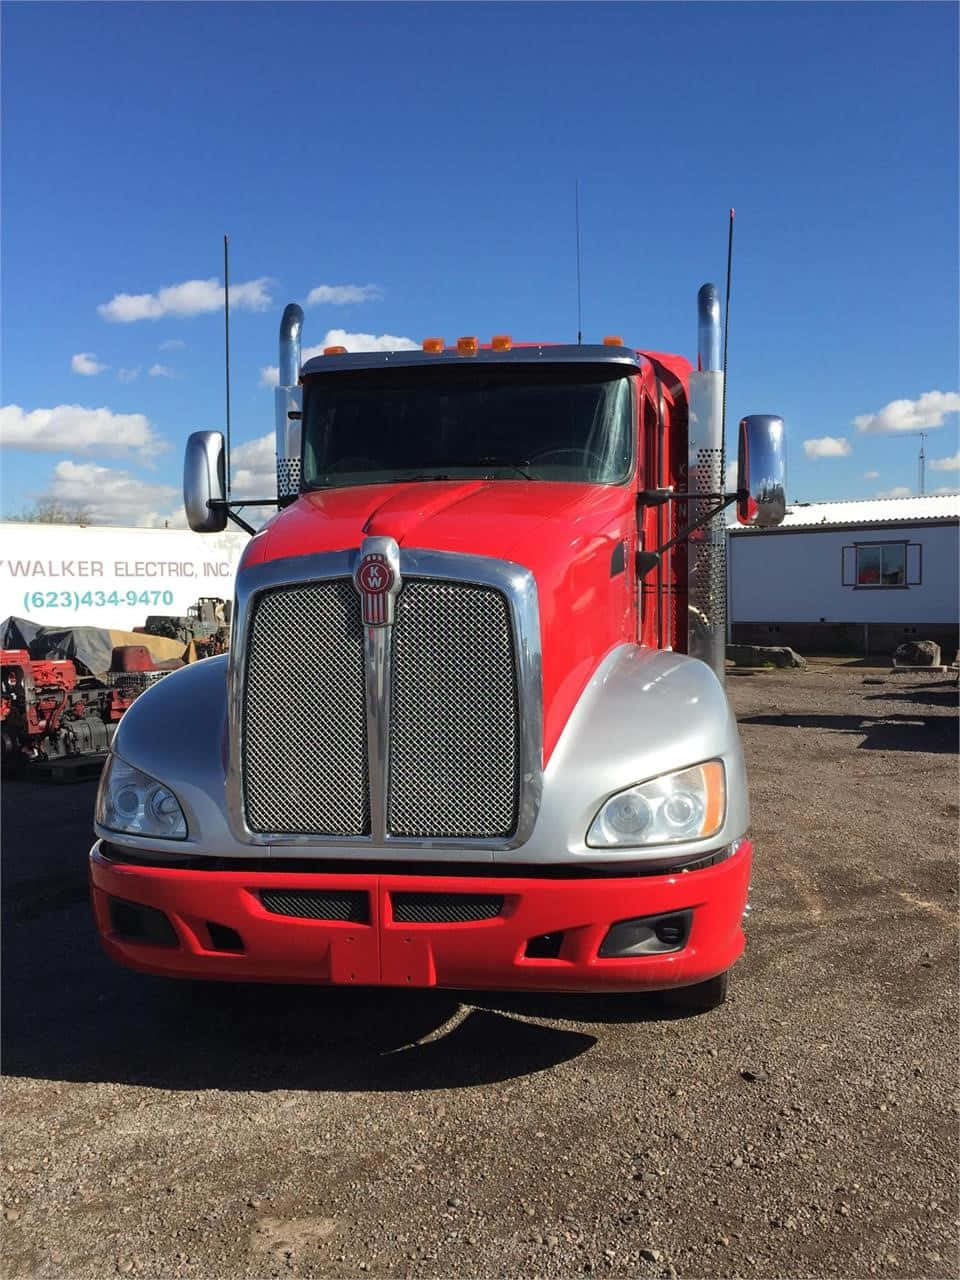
[242,481,637,760]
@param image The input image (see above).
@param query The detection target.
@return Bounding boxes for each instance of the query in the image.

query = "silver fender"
[94,655,253,858]
[497,645,748,867]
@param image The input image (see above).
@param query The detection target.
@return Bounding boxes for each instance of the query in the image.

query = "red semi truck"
[89,285,786,1012]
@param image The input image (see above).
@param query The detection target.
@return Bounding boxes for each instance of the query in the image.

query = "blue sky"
[2,0,957,525]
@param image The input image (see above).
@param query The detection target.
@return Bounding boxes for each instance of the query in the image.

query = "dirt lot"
[2,665,957,1280]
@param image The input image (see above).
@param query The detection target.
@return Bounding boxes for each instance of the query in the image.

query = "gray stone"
[893,640,941,667]
[727,644,807,669]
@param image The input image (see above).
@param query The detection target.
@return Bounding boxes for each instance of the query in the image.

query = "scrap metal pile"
[0,599,229,772]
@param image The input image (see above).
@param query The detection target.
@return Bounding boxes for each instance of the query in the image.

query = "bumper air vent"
[259,889,369,922]
[525,932,564,959]
[391,892,504,923]
[108,897,178,947]
[205,921,244,952]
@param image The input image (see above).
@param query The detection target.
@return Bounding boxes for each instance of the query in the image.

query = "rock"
[727,644,807,669]
[893,640,941,667]
[740,1068,769,1083]
[639,1248,662,1262]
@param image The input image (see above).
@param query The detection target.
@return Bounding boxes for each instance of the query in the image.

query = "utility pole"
[919,432,926,496]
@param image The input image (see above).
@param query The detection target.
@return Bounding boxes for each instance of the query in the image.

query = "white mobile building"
[728,494,960,660]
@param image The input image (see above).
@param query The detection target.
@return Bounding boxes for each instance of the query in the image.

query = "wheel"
[661,969,729,1015]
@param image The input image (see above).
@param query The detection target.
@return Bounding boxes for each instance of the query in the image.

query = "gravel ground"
[2,664,957,1280]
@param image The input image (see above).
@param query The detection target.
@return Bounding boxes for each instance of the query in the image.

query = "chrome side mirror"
[183,431,227,533]
[737,414,786,527]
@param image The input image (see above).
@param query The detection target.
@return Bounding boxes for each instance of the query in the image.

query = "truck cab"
[89,290,786,1012]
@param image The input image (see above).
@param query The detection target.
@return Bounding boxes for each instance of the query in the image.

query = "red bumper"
[89,840,751,992]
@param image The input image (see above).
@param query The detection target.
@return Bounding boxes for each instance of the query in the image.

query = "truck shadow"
[1,778,702,1094]
[738,711,957,754]
[2,901,611,1091]
[3,896,689,1094]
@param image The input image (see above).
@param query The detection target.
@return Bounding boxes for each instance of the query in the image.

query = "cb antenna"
[721,208,735,466]
[224,233,232,499]
[919,431,927,495]
[575,179,583,344]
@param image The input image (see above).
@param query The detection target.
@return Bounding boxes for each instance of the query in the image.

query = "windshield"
[301,363,635,488]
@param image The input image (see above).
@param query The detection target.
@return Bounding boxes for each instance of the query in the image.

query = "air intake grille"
[392,892,505,923]
[388,581,519,838]
[260,889,369,921]
[243,580,369,834]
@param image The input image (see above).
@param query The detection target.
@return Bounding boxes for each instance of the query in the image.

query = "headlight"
[587,761,725,848]
[96,755,188,840]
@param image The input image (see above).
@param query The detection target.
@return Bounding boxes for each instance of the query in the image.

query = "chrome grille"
[243,580,369,834]
[388,581,519,838]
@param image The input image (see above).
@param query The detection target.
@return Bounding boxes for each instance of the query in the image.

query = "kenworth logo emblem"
[353,539,401,626]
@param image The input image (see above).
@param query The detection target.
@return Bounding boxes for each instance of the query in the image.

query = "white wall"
[0,524,249,630]
[729,522,959,624]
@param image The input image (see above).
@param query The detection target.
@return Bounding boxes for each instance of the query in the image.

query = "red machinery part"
[89,839,751,991]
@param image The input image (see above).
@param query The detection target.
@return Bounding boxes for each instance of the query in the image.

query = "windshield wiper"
[460,457,534,479]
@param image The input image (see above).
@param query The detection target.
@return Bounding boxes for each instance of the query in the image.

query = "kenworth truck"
[89,285,786,1013]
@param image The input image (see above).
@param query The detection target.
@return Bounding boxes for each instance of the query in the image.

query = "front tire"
[661,969,729,1015]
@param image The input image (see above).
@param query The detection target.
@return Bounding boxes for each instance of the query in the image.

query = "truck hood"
[243,480,638,760]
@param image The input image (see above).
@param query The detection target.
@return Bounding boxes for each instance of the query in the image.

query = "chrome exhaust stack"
[275,303,304,507]
[697,283,722,373]
[687,284,727,681]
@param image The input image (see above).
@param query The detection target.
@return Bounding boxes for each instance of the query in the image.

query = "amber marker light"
[422,338,445,353]
[602,336,624,347]
[324,345,347,355]
[699,760,726,837]
[491,334,512,351]
[457,336,479,355]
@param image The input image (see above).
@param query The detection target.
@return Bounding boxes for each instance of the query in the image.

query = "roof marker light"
[603,336,624,347]
[491,334,512,351]
[422,337,445,353]
[457,336,479,355]
[324,345,347,355]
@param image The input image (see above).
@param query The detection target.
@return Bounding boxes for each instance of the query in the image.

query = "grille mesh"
[392,892,504,923]
[243,580,369,834]
[260,889,369,921]
[388,581,518,838]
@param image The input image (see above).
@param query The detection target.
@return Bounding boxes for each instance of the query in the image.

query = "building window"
[857,542,905,586]
[842,540,921,588]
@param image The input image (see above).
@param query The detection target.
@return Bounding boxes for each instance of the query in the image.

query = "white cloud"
[803,435,852,459]
[863,470,880,479]
[725,459,738,491]
[0,403,165,458]
[98,276,273,323]
[230,432,276,495]
[854,390,960,435]
[158,338,185,351]
[933,485,959,495]
[929,451,960,472]
[117,367,141,383]
[148,363,175,378]
[875,485,912,499]
[44,460,185,527]
[306,283,383,306]
[259,330,419,388]
[71,352,108,376]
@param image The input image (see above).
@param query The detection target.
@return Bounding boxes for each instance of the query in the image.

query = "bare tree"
[5,500,92,525]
